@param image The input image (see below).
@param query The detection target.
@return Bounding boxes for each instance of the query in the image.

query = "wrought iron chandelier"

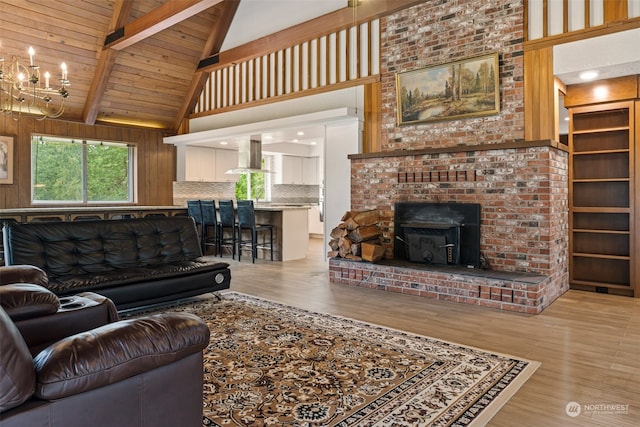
[0,46,70,120]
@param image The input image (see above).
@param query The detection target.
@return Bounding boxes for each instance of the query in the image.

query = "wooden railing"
[192,19,380,115]
[525,0,640,43]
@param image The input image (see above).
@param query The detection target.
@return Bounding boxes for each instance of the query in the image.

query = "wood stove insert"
[394,202,481,268]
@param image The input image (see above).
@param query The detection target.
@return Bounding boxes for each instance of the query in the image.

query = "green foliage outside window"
[235,172,265,201]
[31,136,132,203]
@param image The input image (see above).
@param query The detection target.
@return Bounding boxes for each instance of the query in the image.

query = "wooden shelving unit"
[569,101,636,296]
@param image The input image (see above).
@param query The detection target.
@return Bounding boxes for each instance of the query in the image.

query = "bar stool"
[200,200,219,256]
[186,200,204,251]
[217,200,236,259]
[236,200,273,263]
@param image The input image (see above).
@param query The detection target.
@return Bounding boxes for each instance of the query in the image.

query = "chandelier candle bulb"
[1,46,70,119]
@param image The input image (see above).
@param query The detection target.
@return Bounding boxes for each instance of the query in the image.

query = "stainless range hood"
[225,135,271,174]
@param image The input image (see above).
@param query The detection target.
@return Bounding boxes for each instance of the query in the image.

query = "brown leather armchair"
[0,266,211,427]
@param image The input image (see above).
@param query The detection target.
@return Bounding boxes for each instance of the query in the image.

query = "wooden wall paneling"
[0,116,174,209]
[363,82,382,154]
[524,47,556,141]
[564,75,638,107]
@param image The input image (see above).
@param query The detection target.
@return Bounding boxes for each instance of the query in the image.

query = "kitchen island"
[254,205,310,261]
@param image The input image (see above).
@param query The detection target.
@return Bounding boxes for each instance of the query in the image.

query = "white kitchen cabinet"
[276,155,319,185]
[302,157,319,185]
[281,155,303,184]
[184,146,216,181]
[215,149,240,182]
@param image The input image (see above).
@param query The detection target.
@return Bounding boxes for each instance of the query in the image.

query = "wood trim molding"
[82,0,133,125]
[198,0,424,74]
[104,0,224,51]
[524,47,556,141]
[172,0,240,132]
[347,139,568,160]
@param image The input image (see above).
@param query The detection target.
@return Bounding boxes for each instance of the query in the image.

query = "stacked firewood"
[328,210,386,262]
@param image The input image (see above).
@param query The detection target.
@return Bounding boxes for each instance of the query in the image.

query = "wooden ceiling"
[1,0,419,134]
[0,0,238,132]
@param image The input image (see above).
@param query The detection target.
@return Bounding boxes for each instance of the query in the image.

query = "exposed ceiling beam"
[197,0,425,74]
[82,0,133,125]
[172,0,240,132]
[104,0,224,51]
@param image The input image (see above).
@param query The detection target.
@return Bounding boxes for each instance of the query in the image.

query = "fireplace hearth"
[394,202,481,268]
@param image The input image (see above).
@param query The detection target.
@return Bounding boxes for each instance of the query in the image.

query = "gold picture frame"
[396,52,500,125]
[0,135,14,184]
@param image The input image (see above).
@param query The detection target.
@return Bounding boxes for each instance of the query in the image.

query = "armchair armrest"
[33,312,210,400]
[0,284,60,321]
[0,265,48,287]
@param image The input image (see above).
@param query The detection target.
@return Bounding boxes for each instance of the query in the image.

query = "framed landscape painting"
[0,135,13,184]
[396,52,500,125]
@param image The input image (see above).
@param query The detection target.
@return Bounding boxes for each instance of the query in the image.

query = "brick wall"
[380,0,525,151]
[334,0,570,312]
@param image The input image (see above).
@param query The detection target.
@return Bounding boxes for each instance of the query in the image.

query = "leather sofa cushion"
[0,307,36,412]
[0,265,48,287]
[33,312,210,400]
[3,218,203,278]
[0,284,60,321]
[46,258,229,294]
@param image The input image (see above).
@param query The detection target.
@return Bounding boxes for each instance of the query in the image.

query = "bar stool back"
[217,200,236,258]
[200,200,219,255]
[237,200,274,263]
[186,200,204,251]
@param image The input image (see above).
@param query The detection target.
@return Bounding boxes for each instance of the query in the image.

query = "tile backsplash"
[172,181,236,206]
[173,182,320,206]
[271,184,320,204]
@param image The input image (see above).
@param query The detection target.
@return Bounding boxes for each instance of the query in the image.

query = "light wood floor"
[214,238,640,426]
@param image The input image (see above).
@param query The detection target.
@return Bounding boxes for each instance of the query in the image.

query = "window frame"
[30,135,136,205]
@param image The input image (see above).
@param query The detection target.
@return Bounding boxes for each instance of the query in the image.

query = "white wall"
[323,119,360,256]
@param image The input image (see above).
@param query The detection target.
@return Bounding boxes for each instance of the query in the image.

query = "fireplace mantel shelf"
[348,139,568,160]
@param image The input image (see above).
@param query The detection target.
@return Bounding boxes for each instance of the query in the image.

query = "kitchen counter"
[253,206,310,261]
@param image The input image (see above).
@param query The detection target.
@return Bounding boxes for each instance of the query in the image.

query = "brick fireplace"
[327,0,570,314]
[329,141,569,314]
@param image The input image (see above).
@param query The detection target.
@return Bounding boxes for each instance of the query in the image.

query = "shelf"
[569,101,634,296]
[573,228,629,235]
[571,126,629,135]
[571,207,630,213]
[572,178,629,183]
[572,253,629,260]
[570,280,631,290]
[572,148,629,155]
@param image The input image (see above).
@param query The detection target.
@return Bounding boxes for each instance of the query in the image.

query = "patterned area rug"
[133,292,539,426]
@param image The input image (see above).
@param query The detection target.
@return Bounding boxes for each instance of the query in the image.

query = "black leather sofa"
[0,276,210,427]
[2,216,231,310]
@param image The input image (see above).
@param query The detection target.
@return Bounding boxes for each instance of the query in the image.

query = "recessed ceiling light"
[310,141,317,145]
[579,70,598,81]
[292,139,299,143]
[264,135,273,140]
[297,131,304,136]
[220,141,228,145]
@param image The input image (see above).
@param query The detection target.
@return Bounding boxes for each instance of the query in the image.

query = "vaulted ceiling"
[0,0,347,133]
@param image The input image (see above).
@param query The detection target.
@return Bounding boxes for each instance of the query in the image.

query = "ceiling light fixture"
[0,46,70,120]
[579,70,598,81]
[297,131,304,136]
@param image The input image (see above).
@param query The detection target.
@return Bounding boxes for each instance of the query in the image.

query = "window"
[31,135,135,203]
[235,156,271,201]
